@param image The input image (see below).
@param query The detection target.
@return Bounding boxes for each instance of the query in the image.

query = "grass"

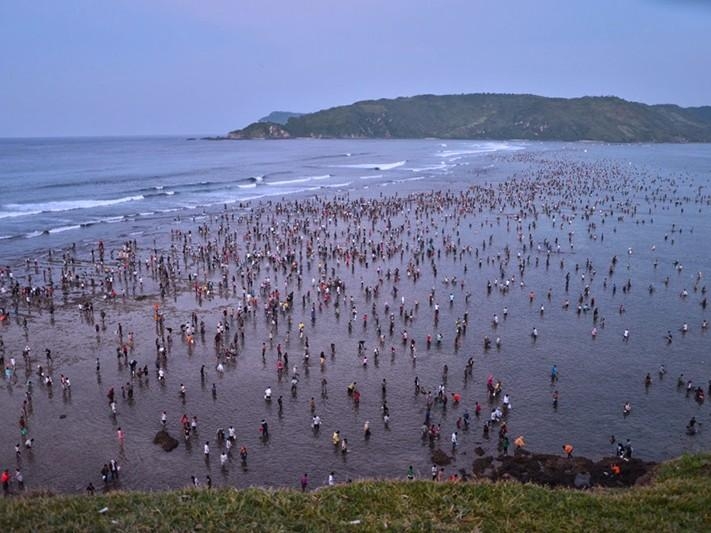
[1,454,710,532]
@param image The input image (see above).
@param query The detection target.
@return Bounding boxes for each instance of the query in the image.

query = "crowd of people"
[1,152,710,494]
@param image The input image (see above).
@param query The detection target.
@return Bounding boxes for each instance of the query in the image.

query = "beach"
[1,139,710,494]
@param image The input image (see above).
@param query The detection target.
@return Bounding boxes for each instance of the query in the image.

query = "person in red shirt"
[563,444,574,458]
[1,469,10,495]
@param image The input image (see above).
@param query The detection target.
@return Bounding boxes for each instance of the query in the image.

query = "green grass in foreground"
[1,454,710,532]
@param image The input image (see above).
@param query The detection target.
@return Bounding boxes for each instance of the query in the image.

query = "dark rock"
[153,430,179,452]
[431,448,452,466]
[469,451,656,489]
[472,457,493,475]
[574,472,591,488]
[482,468,495,479]
[474,446,486,456]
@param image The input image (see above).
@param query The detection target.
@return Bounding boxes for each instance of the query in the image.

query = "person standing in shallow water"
[563,443,574,458]
[300,473,308,491]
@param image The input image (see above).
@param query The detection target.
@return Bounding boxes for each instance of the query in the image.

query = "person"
[328,471,336,486]
[431,464,438,480]
[514,435,526,448]
[563,443,574,458]
[1,469,10,495]
[109,459,119,480]
[623,439,633,460]
[623,402,632,416]
[407,465,415,480]
[610,463,621,476]
[86,482,95,495]
[300,473,308,492]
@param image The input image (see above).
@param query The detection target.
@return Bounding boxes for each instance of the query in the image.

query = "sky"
[0,0,709,137]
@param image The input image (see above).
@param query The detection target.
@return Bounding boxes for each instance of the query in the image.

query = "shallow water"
[0,140,710,493]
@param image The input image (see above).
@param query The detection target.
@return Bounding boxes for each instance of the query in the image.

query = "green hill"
[229,93,711,142]
[258,111,304,125]
[1,454,710,532]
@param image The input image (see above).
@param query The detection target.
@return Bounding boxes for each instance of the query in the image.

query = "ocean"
[0,137,524,262]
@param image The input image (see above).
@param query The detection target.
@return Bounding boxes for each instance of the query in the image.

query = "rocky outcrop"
[470,451,655,488]
[227,122,291,140]
[153,430,179,452]
[431,448,453,466]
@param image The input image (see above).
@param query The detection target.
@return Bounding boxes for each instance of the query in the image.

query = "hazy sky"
[1,0,709,137]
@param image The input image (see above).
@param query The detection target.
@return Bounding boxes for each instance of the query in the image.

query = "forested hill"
[228,93,711,142]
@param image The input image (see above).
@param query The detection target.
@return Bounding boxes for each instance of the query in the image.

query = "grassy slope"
[1,454,710,532]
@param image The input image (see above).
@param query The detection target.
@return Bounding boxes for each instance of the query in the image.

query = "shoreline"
[0,447,656,498]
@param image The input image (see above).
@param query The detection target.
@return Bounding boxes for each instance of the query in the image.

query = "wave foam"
[405,163,448,172]
[437,142,523,158]
[395,176,425,183]
[333,160,406,170]
[267,174,333,186]
[0,195,144,219]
